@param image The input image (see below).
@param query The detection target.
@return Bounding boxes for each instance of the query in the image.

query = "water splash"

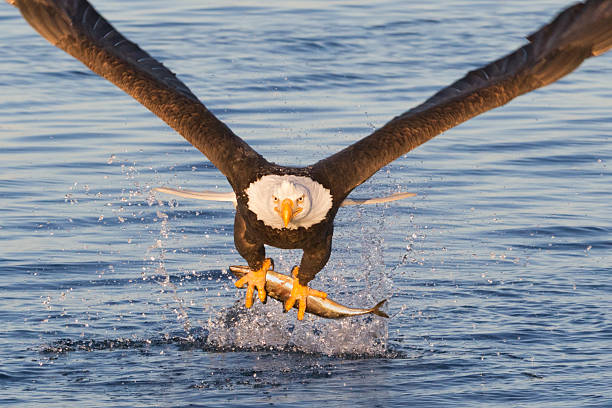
[205,298,388,356]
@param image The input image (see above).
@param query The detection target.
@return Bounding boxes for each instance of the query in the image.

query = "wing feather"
[312,0,612,201]
[10,0,268,191]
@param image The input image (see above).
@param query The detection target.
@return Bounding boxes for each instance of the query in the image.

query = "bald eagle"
[8,0,612,320]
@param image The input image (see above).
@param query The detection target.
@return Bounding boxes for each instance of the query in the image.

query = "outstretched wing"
[9,0,268,192]
[312,0,612,201]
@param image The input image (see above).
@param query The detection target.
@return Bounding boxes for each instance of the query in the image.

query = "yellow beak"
[280,198,294,228]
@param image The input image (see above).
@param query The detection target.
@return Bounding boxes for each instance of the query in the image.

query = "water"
[1,0,611,406]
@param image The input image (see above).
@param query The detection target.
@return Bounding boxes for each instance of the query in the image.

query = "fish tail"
[370,299,389,318]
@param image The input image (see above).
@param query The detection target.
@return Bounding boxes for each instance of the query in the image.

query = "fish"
[229,265,389,319]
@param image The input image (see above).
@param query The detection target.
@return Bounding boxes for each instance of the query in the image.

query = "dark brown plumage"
[8,0,612,309]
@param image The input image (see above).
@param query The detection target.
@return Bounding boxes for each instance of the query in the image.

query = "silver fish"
[229,265,389,319]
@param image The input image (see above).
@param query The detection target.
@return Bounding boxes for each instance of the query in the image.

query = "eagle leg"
[235,258,272,308]
[284,266,327,320]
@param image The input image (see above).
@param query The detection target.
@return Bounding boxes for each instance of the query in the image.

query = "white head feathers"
[245,175,333,230]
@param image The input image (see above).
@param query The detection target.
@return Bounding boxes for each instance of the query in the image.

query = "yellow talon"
[235,258,272,308]
[284,266,327,320]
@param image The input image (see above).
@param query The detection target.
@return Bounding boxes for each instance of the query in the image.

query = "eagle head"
[272,180,311,228]
[246,175,333,230]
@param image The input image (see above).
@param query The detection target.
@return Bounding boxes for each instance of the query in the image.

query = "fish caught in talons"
[229,265,389,319]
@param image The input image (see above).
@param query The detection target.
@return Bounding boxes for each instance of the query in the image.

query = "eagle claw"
[284,266,327,320]
[235,258,272,308]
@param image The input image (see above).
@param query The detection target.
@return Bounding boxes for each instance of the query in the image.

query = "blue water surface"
[1,1,611,406]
